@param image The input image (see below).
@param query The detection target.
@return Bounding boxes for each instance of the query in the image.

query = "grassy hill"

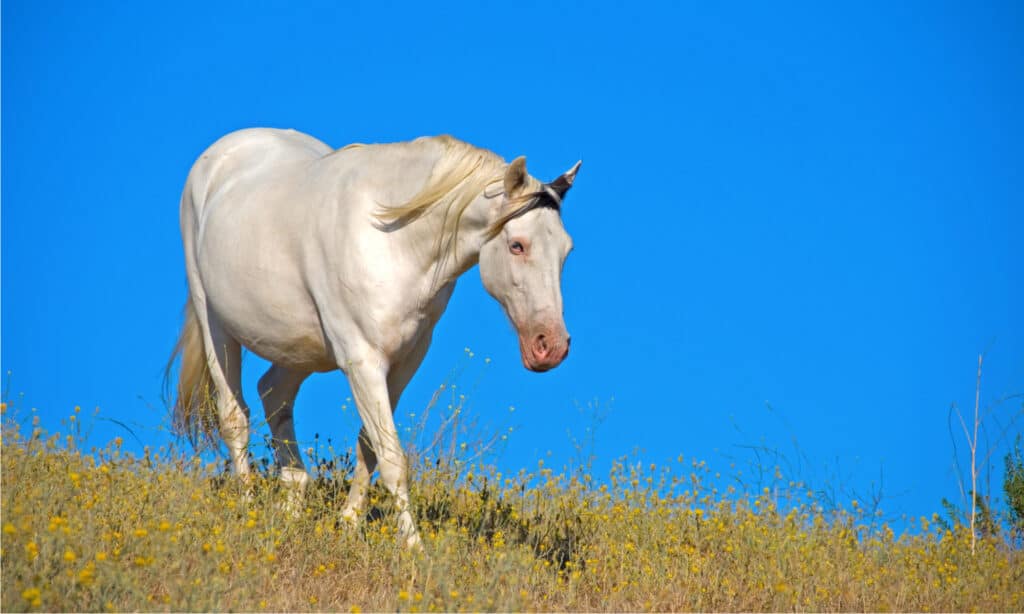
[2,405,1022,612]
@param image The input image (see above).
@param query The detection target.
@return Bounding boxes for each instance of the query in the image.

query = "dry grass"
[2,403,1022,612]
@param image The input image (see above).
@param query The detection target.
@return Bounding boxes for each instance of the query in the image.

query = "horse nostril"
[534,334,549,357]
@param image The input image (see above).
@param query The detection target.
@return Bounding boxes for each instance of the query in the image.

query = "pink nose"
[529,334,570,369]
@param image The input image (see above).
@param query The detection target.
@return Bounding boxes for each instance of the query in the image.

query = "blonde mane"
[374,136,542,257]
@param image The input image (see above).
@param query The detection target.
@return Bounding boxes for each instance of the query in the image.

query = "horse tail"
[166,295,218,446]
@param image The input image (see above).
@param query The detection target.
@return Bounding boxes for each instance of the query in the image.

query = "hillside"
[2,408,1022,612]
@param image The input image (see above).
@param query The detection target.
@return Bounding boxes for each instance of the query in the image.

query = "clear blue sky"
[3,1,1022,525]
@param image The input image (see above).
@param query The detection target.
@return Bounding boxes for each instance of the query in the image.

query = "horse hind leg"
[181,186,251,478]
[258,364,311,513]
[196,306,252,477]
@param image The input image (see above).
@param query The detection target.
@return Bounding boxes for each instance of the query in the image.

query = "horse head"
[479,157,581,372]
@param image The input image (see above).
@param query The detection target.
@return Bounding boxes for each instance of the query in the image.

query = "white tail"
[167,296,218,445]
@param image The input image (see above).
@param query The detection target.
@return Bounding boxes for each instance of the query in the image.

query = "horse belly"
[239,328,334,373]
[208,285,335,372]
[198,228,335,372]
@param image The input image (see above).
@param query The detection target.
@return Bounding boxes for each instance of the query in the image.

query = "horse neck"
[415,189,497,290]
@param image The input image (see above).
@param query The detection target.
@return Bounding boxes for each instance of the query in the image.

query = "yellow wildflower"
[22,587,42,607]
[78,562,96,586]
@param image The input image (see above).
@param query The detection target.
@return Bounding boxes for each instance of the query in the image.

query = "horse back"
[184,128,332,212]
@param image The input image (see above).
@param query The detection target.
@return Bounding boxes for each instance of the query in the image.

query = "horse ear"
[504,156,528,196]
[548,160,582,198]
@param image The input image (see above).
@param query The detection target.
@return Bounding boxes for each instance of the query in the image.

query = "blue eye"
[509,241,525,255]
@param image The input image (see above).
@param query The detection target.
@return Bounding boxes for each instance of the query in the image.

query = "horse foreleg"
[346,363,421,549]
[340,427,376,524]
[341,334,431,534]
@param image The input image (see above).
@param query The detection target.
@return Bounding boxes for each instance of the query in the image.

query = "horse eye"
[509,241,525,255]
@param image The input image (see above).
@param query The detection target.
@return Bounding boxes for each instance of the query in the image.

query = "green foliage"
[1005,434,1024,539]
[934,493,997,538]
[975,492,998,539]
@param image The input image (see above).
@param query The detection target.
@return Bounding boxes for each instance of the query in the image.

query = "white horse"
[169,128,580,547]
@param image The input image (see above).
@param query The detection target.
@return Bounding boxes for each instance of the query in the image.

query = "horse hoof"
[339,508,361,528]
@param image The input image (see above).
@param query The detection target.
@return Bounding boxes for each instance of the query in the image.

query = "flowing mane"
[373,136,544,246]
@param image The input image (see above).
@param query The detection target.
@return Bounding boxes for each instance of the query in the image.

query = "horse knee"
[281,466,309,488]
[376,454,409,496]
[219,402,249,436]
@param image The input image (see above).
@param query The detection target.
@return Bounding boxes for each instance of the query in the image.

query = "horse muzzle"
[519,330,570,372]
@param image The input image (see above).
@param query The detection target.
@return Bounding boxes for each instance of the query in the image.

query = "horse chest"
[378,281,455,360]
